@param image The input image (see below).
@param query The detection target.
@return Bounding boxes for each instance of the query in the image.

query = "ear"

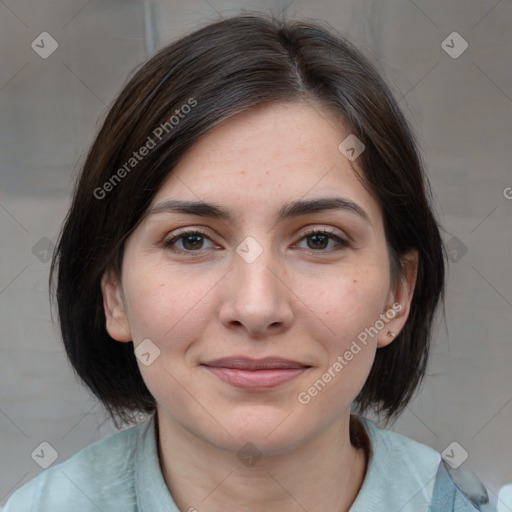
[100,269,132,342]
[377,249,418,348]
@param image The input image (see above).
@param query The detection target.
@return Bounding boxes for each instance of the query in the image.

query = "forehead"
[149,101,382,225]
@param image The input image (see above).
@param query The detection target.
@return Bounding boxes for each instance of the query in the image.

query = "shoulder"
[2,420,147,512]
[355,416,490,511]
[358,415,442,473]
[350,416,443,511]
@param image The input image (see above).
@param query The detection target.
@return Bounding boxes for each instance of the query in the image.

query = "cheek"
[313,267,389,339]
[305,268,389,384]
[121,264,210,346]
[123,269,211,410]
[295,274,388,412]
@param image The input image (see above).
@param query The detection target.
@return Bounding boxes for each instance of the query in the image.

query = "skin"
[101,100,418,512]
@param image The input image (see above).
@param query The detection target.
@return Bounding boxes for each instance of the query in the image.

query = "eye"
[162,227,350,255]
[162,229,218,253]
[295,228,350,252]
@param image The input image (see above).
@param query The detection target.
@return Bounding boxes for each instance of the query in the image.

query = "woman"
[3,12,492,512]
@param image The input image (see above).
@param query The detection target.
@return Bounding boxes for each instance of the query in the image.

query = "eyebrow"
[145,196,371,225]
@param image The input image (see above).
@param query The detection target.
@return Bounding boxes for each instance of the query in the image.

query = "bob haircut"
[49,13,445,432]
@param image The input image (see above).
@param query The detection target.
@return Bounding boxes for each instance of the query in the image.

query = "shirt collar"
[135,413,181,511]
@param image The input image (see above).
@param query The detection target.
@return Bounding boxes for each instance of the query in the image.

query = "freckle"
[353,280,357,283]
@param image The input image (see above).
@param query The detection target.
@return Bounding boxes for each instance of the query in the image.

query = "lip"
[203,357,310,370]
[201,357,311,390]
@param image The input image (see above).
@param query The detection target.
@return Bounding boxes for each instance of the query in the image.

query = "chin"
[211,430,305,458]
[210,406,314,456]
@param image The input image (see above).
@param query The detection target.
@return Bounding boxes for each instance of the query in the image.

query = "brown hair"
[49,12,445,432]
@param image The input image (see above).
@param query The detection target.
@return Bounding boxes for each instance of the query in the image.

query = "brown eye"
[296,229,350,252]
[163,229,216,253]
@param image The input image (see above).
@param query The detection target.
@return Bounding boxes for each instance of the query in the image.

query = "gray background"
[1,0,511,510]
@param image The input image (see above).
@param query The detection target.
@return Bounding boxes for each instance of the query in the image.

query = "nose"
[218,241,294,339]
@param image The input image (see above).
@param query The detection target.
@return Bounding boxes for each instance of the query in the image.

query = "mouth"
[201,357,312,390]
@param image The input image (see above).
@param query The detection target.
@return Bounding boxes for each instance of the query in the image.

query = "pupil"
[184,235,202,250]
[309,234,327,249]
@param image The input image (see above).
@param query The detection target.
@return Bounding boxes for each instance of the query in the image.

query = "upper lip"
[201,357,311,370]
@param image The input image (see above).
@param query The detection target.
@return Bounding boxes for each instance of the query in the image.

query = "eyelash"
[162,227,350,255]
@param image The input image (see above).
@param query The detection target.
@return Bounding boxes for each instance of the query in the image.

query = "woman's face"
[102,101,416,454]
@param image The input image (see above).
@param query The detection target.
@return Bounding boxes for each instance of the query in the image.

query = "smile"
[201,357,312,390]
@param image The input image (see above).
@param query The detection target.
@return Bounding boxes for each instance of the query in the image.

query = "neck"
[155,409,369,512]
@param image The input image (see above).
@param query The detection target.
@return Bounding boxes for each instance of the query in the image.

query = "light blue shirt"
[1,414,481,511]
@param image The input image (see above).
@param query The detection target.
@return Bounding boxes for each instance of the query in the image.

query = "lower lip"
[204,366,308,389]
